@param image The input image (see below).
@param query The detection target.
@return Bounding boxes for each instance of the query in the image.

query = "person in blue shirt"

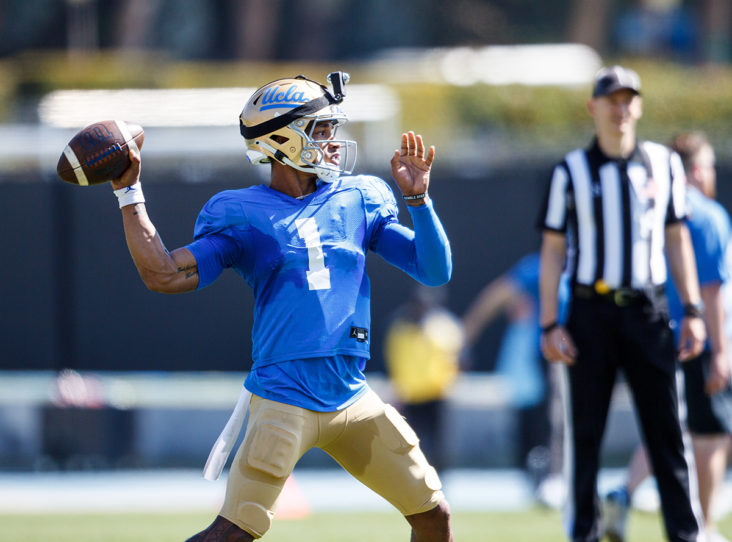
[462,251,570,503]
[109,72,454,542]
[603,131,732,542]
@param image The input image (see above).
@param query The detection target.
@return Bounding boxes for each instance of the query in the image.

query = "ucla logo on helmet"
[259,84,308,111]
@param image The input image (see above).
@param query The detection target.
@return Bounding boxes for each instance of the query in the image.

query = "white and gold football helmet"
[239,72,357,182]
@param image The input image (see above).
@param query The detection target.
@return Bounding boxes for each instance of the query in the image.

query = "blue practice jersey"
[186,174,451,410]
[507,252,571,328]
[494,252,571,407]
[666,187,731,342]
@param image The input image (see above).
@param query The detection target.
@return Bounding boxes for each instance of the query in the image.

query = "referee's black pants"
[564,295,701,542]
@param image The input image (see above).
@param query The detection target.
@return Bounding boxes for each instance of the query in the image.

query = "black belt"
[573,283,664,307]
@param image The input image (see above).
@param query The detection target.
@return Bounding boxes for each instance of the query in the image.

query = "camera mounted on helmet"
[327,71,350,102]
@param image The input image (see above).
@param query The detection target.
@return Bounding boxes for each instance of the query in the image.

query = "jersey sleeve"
[507,252,540,296]
[372,199,452,286]
[185,191,246,289]
[693,205,731,286]
[355,175,451,285]
[360,175,400,237]
[666,151,687,225]
[192,190,248,239]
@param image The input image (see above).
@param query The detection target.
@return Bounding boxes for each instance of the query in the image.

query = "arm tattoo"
[177,264,199,280]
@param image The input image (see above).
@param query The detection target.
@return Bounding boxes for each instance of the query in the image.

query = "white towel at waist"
[202,386,252,481]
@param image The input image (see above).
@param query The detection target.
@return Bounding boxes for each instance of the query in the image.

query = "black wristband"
[683,303,703,319]
[403,193,427,201]
[540,321,559,334]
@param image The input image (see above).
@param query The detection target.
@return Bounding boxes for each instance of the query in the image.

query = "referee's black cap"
[592,65,641,98]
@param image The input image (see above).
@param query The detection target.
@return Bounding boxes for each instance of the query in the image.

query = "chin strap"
[249,140,339,182]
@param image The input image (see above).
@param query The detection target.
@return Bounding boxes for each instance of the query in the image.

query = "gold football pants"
[220,389,444,538]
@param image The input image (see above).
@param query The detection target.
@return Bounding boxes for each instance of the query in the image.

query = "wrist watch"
[682,303,703,319]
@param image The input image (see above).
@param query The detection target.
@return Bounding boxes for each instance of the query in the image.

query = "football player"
[110,72,454,542]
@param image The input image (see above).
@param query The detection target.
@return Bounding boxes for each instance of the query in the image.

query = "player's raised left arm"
[111,150,199,294]
[373,140,449,286]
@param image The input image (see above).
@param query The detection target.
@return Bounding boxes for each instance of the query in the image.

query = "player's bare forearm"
[462,277,517,344]
[701,282,730,392]
[701,282,726,359]
[120,203,199,293]
[111,150,198,293]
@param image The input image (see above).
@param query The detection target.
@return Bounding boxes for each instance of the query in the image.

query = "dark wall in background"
[9,160,730,375]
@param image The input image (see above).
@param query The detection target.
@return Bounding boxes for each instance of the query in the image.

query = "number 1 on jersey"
[295,217,331,290]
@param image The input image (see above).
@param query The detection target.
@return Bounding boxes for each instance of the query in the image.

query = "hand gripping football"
[56,120,144,186]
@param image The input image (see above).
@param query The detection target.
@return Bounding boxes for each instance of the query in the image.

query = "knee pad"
[221,423,302,538]
[227,502,272,539]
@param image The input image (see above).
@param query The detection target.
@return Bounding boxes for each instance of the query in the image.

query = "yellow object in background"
[385,310,463,404]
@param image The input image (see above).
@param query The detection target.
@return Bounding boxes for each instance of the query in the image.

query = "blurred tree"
[156,0,219,59]
[335,0,426,58]
[231,0,281,60]
[567,0,612,53]
[114,0,162,53]
[451,0,512,44]
[66,0,99,56]
[702,0,731,63]
[0,0,728,66]
[0,0,65,55]
[279,0,347,61]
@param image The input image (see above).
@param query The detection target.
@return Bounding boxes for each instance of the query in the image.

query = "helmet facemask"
[240,72,358,183]
[293,113,357,182]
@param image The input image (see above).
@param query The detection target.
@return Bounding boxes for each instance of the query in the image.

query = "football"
[56,120,144,186]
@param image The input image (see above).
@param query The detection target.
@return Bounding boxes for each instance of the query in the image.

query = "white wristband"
[114,183,145,209]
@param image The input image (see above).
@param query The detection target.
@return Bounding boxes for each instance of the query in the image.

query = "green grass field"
[1,509,730,542]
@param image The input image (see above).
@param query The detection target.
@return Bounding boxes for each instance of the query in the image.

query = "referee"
[537,65,706,542]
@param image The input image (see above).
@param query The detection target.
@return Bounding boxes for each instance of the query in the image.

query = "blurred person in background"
[384,285,464,473]
[538,65,706,542]
[461,251,569,505]
[603,131,732,542]
[109,72,454,542]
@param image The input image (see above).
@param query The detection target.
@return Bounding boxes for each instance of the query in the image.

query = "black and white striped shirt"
[538,138,687,289]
